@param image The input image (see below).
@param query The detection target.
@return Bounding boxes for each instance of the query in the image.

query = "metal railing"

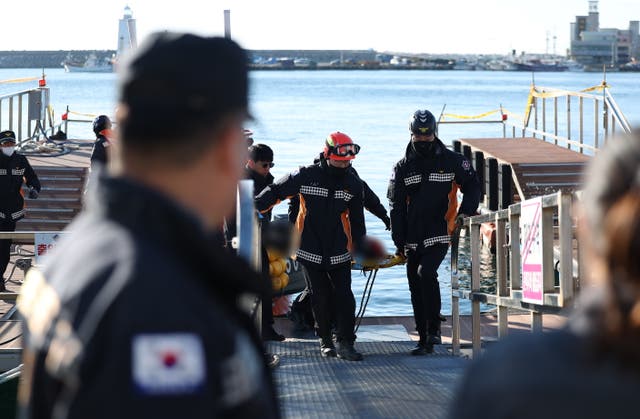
[505,84,632,153]
[0,87,61,145]
[438,84,632,155]
[450,191,578,358]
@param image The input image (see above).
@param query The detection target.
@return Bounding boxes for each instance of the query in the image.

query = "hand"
[382,215,391,231]
[394,246,406,260]
[28,187,39,199]
[455,214,467,227]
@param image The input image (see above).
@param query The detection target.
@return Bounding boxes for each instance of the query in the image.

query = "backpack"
[288,288,315,332]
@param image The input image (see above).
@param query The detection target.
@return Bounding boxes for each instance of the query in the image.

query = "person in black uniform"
[0,130,40,291]
[17,33,279,419]
[90,114,112,169]
[288,153,391,230]
[388,109,480,355]
[256,132,366,361]
[224,143,285,343]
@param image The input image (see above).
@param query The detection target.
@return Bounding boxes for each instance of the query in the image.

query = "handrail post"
[594,99,599,149]
[558,191,574,305]
[566,95,571,150]
[579,97,584,153]
[553,97,558,145]
[496,214,508,338]
[470,220,482,357]
[450,225,462,356]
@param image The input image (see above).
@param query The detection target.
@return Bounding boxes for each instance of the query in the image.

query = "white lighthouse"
[117,5,138,58]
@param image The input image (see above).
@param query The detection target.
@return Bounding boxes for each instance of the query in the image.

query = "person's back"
[449,132,640,419]
[17,32,279,418]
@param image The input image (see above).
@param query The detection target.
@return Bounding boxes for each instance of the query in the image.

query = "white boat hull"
[64,63,113,73]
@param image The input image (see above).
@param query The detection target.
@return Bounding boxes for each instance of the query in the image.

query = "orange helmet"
[323,132,361,161]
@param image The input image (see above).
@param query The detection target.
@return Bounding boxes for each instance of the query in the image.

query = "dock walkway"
[269,313,566,418]
[456,137,590,206]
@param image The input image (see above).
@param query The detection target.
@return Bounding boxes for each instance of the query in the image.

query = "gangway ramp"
[455,137,590,208]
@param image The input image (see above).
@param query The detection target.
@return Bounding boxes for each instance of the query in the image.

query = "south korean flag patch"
[132,333,206,395]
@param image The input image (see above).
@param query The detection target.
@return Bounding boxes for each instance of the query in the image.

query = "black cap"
[0,130,16,144]
[118,32,250,145]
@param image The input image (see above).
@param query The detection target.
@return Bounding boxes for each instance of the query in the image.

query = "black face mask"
[412,141,434,157]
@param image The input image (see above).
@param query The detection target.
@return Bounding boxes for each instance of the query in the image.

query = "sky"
[2,0,640,55]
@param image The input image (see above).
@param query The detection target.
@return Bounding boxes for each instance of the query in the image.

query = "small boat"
[513,59,568,72]
[63,53,113,73]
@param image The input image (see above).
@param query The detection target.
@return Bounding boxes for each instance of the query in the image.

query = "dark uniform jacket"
[0,151,40,221]
[256,158,366,270]
[224,167,274,244]
[288,155,390,228]
[90,134,109,168]
[18,175,279,419]
[387,138,480,253]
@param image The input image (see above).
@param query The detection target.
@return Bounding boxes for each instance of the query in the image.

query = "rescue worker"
[224,143,286,344]
[0,130,40,291]
[256,132,366,361]
[388,110,480,355]
[17,32,279,418]
[90,114,112,168]
[288,152,391,230]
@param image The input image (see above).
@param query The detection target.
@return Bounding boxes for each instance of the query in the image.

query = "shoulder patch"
[132,333,206,395]
[462,159,471,170]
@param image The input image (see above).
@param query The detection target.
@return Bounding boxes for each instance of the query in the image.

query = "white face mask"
[1,147,15,156]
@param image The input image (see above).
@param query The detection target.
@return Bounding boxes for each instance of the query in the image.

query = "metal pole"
[553,97,558,145]
[224,10,231,39]
[579,97,584,153]
[496,216,508,338]
[471,222,481,357]
[236,180,261,329]
[594,99,599,150]
[566,95,571,150]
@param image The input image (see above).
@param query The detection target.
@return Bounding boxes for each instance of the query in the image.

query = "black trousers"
[304,263,356,343]
[0,218,17,280]
[406,244,449,338]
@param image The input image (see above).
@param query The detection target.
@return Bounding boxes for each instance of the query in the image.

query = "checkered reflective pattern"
[428,173,455,182]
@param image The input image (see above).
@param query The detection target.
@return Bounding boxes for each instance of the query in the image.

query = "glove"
[28,187,39,199]
[394,246,406,260]
[382,215,391,231]
[455,214,467,227]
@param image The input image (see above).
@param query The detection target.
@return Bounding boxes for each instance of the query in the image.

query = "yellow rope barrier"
[66,110,99,119]
[0,76,39,84]
[441,109,502,120]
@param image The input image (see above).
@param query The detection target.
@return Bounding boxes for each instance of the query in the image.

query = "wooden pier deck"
[456,137,590,206]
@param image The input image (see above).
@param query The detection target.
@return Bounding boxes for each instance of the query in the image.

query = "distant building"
[570,1,640,68]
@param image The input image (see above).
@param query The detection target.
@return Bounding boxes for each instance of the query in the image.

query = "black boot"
[427,330,442,345]
[262,325,285,342]
[320,338,336,358]
[410,341,434,356]
[337,341,363,361]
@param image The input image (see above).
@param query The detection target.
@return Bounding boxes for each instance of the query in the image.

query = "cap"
[0,130,16,145]
[118,32,250,144]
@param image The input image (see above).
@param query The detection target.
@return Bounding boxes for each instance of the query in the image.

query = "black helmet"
[93,115,112,136]
[409,110,436,136]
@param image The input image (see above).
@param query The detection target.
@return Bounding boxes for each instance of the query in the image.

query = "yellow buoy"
[278,272,289,289]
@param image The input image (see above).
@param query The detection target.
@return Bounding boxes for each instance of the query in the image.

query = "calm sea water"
[2,68,639,315]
